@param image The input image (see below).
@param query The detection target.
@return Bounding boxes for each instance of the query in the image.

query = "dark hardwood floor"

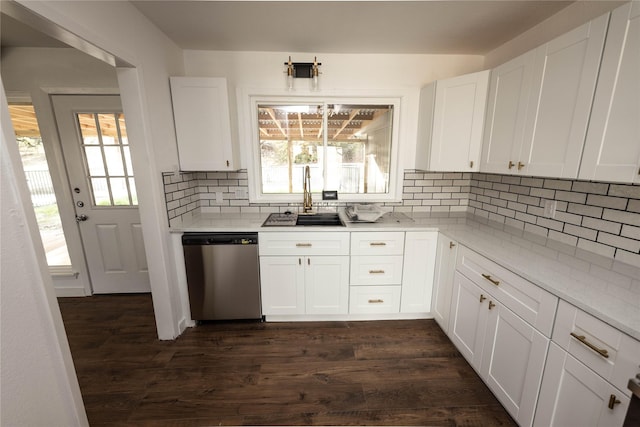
[58,294,517,426]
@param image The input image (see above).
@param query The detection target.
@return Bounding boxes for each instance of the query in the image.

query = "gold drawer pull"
[570,332,609,358]
[479,294,487,303]
[518,161,525,171]
[368,299,384,304]
[369,270,385,274]
[488,301,496,310]
[481,274,500,286]
[370,242,387,246]
[508,161,515,169]
[296,243,312,247]
[608,394,621,410]
[449,241,456,249]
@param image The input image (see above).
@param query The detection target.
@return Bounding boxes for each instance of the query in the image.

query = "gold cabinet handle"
[296,243,312,247]
[481,274,500,286]
[298,258,302,265]
[307,258,310,266]
[370,242,387,246]
[368,299,384,304]
[479,294,487,303]
[570,332,609,358]
[608,394,621,410]
[369,270,385,274]
[469,160,474,168]
[518,161,525,170]
[488,301,496,310]
[508,161,515,169]
[449,241,456,249]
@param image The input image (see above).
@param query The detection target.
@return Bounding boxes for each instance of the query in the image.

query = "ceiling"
[130,0,574,55]
[1,1,580,55]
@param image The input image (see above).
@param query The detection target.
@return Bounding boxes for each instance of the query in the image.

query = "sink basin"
[296,213,344,226]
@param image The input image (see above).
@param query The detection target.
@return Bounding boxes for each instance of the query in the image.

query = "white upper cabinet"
[522,13,609,178]
[416,70,490,171]
[169,77,236,171]
[579,2,640,184]
[481,50,536,174]
[482,13,609,178]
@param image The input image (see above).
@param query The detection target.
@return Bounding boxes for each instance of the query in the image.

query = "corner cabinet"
[416,70,490,171]
[481,13,609,178]
[259,232,350,316]
[169,77,236,171]
[579,2,640,184]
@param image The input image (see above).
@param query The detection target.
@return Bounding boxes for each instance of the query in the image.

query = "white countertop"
[172,211,640,340]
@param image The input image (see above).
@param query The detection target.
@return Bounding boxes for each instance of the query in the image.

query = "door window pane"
[76,112,136,206]
[8,104,72,267]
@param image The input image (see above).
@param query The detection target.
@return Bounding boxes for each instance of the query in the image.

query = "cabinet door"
[579,2,640,183]
[449,272,488,370]
[305,256,349,315]
[401,231,437,313]
[430,70,490,171]
[481,50,536,174]
[431,236,457,333]
[170,77,235,171]
[481,300,549,427]
[521,14,609,178]
[259,256,304,315]
[534,343,630,427]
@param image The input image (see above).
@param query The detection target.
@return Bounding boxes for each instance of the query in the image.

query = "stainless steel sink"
[296,213,344,226]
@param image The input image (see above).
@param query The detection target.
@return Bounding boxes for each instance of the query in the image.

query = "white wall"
[1,80,88,426]
[484,0,624,68]
[185,50,484,171]
[13,0,188,340]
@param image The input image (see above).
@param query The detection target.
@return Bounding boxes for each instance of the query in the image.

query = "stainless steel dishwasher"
[182,233,261,321]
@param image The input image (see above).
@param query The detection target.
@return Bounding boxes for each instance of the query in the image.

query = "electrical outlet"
[543,199,557,218]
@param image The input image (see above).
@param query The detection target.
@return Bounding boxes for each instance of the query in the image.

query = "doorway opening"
[9,103,72,270]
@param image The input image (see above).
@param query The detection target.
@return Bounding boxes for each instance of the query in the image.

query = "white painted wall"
[1,80,88,426]
[484,0,624,68]
[184,50,484,171]
[13,0,188,340]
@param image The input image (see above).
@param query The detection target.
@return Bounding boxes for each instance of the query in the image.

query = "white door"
[534,343,630,427]
[480,50,536,174]
[449,272,488,370]
[259,256,305,315]
[579,2,640,183]
[52,95,150,294]
[521,14,608,178]
[431,236,457,333]
[401,231,437,313]
[481,300,549,427]
[305,256,349,315]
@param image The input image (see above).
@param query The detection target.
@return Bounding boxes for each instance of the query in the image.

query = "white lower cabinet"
[401,231,437,313]
[260,255,349,316]
[534,343,630,427]
[349,285,402,314]
[450,246,554,427]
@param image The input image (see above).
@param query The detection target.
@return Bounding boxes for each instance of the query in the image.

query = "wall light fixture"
[284,56,321,91]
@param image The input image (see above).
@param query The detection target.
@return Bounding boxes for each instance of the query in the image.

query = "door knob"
[75,214,88,222]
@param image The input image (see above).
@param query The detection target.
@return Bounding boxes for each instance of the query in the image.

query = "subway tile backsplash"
[163,169,640,264]
[469,173,640,265]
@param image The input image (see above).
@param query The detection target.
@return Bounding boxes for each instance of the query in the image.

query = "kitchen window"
[249,98,400,203]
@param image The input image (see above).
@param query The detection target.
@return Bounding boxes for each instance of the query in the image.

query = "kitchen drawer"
[350,232,405,256]
[350,255,404,285]
[258,232,349,256]
[456,245,557,336]
[349,285,401,314]
[552,300,640,397]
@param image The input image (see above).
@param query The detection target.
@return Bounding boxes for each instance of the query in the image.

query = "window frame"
[243,93,403,204]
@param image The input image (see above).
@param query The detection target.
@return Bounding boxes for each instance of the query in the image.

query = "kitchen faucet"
[303,165,312,213]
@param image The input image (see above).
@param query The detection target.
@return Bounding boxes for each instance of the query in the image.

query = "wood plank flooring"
[58,294,517,426]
